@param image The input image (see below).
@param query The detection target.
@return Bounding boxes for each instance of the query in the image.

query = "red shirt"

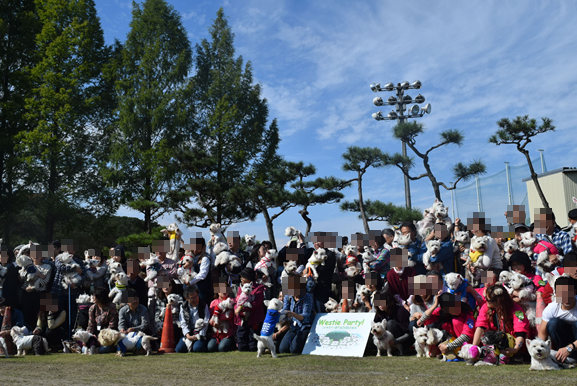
[424,307,476,339]
[475,302,530,336]
[210,298,236,341]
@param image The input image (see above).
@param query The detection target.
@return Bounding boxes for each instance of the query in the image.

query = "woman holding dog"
[279,275,314,354]
[472,284,530,362]
[418,291,476,359]
[87,286,119,354]
[234,268,265,352]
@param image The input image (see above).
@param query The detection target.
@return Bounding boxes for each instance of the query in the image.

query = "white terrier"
[503,239,519,261]
[361,246,376,274]
[413,326,432,358]
[527,338,574,370]
[253,298,284,358]
[422,239,441,271]
[72,329,99,355]
[371,320,398,357]
[244,234,256,253]
[11,326,49,356]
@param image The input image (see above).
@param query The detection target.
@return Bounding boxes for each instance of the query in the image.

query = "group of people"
[0,203,576,365]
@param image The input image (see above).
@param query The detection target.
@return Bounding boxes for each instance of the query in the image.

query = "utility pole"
[371,80,431,209]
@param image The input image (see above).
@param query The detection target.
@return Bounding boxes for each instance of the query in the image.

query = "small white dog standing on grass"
[253,298,285,358]
[11,326,50,356]
[371,319,399,357]
[527,338,574,370]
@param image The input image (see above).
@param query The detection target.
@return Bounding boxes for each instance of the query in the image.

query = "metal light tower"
[370,80,431,209]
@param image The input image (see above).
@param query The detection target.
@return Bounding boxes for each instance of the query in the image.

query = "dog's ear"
[412,326,417,334]
[544,339,551,348]
[526,339,532,348]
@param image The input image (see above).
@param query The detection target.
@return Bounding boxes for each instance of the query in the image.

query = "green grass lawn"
[0,352,575,386]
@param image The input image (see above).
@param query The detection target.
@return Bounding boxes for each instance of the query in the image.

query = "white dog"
[160,222,184,261]
[519,231,536,256]
[284,226,301,241]
[142,254,163,283]
[58,252,82,289]
[498,270,513,286]
[503,239,519,261]
[453,230,471,262]
[324,297,339,313]
[209,223,226,247]
[72,329,99,355]
[413,326,433,358]
[422,239,442,271]
[176,255,196,285]
[361,246,376,274]
[305,248,327,281]
[11,326,49,356]
[0,335,8,358]
[426,328,447,360]
[244,234,256,253]
[109,272,129,304]
[253,298,284,358]
[527,338,574,370]
[281,260,298,278]
[371,320,398,357]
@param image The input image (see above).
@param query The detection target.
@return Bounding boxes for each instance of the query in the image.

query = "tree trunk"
[522,149,550,208]
[422,155,442,201]
[46,133,58,243]
[145,175,152,234]
[299,207,312,236]
[357,172,369,233]
[262,208,276,249]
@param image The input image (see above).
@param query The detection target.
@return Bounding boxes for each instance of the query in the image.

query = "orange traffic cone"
[341,299,349,313]
[158,304,176,353]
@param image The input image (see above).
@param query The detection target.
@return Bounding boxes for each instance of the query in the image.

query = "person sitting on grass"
[418,291,476,360]
[87,286,118,354]
[471,284,529,364]
[279,275,313,355]
[538,276,577,364]
[118,289,151,335]
[176,285,210,353]
[374,290,414,353]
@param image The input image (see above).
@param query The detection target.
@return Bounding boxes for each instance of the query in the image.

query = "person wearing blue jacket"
[401,222,454,275]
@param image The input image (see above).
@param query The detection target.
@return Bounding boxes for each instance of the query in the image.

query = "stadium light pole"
[370,80,431,209]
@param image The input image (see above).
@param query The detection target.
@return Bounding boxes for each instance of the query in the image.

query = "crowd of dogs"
[0,201,573,371]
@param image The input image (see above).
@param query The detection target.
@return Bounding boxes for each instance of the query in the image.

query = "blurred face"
[400,226,416,241]
[427,275,443,293]
[390,248,409,269]
[282,275,305,298]
[534,212,554,234]
[555,284,576,305]
[214,279,230,299]
[434,223,449,240]
[185,291,199,307]
[162,281,173,294]
[126,259,140,280]
[373,293,387,311]
[564,263,577,280]
[506,205,526,224]
[30,246,43,264]
[286,248,299,262]
[110,248,122,263]
[40,293,58,313]
[0,250,8,265]
[442,299,462,316]
[481,271,497,286]
[227,236,240,252]
[127,296,139,311]
[342,281,355,300]
[365,272,379,292]
[383,233,394,246]
[511,262,525,274]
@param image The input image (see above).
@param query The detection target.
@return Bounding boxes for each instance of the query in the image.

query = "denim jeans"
[207,337,236,352]
[546,317,577,358]
[175,337,208,353]
[279,327,310,354]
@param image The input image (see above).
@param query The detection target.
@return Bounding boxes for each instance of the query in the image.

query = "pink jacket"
[234,283,265,327]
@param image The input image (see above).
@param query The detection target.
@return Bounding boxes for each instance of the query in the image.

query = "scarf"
[254,256,271,271]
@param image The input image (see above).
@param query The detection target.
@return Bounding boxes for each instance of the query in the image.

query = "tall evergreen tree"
[340,146,387,233]
[0,0,39,244]
[103,0,193,234]
[18,0,112,242]
[382,121,486,201]
[169,8,279,230]
[489,115,555,208]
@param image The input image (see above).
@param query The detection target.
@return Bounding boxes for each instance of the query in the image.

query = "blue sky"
[97,0,577,245]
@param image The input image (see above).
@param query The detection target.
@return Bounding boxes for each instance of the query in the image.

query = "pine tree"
[103,0,193,234]
[19,0,112,242]
[169,8,279,230]
[382,121,486,201]
[340,146,387,233]
[489,115,555,208]
[0,0,39,244]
